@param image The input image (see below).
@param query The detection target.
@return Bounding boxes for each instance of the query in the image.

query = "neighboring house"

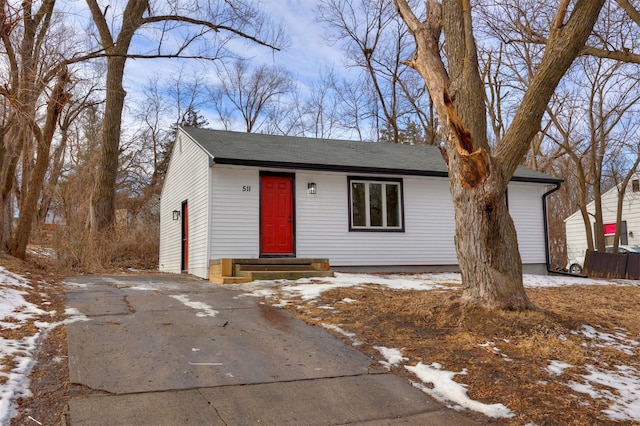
[44,209,65,226]
[159,127,562,279]
[565,176,640,272]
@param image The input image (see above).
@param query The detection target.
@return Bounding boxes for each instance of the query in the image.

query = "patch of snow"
[545,360,573,376]
[321,323,362,346]
[129,285,157,291]
[576,325,639,355]
[244,272,455,301]
[0,268,61,424]
[374,346,408,369]
[569,364,640,421]
[523,274,614,288]
[0,334,39,424]
[0,267,31,288]
[63,281,87,288]
[169,295,219,317]
[478,341,512,361]
[26,246,56,259]
[63,308,91,324]
[340,298,356,303]
[0,287,47,329]
[406,362,515,418]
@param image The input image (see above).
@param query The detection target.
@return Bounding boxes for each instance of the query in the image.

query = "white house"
[159,127,562,280]
[565,176,640,272]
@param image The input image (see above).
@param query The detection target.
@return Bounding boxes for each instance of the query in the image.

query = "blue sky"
[113,0,349,131]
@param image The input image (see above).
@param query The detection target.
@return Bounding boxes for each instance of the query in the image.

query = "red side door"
[261,175,294,255]
[181,201,188,271]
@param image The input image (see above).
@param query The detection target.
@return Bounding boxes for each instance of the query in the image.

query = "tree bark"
[395,0,605,309]
[10,69,70,259]
[90,56,128,232]
[0,0,56,249]
[86,0,149,232]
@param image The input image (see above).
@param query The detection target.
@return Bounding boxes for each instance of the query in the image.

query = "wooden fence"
[584,250,640,280]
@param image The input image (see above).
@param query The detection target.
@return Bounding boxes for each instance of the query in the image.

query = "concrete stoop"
[209,258,333,283]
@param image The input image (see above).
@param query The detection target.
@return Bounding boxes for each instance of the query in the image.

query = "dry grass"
[277,283,640,425]
[49,221,159,273]
[0,253,70,425]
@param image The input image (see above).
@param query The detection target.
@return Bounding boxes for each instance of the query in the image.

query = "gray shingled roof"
[181,127,561,183]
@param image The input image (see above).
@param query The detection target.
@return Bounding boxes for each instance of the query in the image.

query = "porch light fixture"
[308,182,317,195]
[172,210,181,221]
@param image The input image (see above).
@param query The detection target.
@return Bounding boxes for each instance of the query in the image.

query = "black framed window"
[348,177,404,231]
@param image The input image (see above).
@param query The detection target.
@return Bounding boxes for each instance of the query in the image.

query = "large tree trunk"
[90,56,127,232]
[449,153,532,309]
[86,0,149,232]
[395,0,604,310]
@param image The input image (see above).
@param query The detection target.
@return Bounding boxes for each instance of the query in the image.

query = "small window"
[348,177,404,231]
[632,179,639,193]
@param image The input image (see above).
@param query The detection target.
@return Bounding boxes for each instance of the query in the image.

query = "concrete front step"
[209,276,252,284]
[209,258,333,283]
[236,270,335,281]
[235,264,316,272]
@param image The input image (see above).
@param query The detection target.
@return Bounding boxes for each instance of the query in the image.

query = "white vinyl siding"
[296,173,458,266]
[201,169,549,268]
[507,182,547,264]
[209,167,260,259]
[159,132,211,278]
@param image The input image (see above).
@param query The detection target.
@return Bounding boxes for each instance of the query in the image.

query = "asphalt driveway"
[63,274,475,425]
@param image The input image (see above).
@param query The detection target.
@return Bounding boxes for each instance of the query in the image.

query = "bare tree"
[0,0,77,256]
[317,0,434,144]
[135,68,208,188]
[85,0,285,232]
[209,59,294,133]
[395,0,606,309]
[263,68,368,140]
[478,0,640,269]
[37,77,103,230]
[10,68,71,258]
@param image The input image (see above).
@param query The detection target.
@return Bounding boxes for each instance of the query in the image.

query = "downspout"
[542,181,584,276]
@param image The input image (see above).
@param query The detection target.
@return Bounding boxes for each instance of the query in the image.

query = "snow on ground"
[1,267,638,423]
[0,269,93,425]
[374,346,408,369]
[406,362,515,418]
[169,294,219,317]
[568,364,640,421]
[241,271,627,305]
[0,271,53,424]
[241,271,640,421]
[321,323,362,346]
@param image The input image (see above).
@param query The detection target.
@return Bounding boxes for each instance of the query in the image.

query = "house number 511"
[242,186,251,192]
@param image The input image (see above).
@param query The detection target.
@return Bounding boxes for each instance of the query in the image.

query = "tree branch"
[141,15,280,51]
[615,0,640,27]
[494,0,606,179]
[581,45,640,64]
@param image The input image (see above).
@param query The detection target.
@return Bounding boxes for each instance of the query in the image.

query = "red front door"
[261,175,294,255]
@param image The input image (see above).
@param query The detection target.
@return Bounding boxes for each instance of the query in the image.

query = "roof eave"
[213,157,562,184]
